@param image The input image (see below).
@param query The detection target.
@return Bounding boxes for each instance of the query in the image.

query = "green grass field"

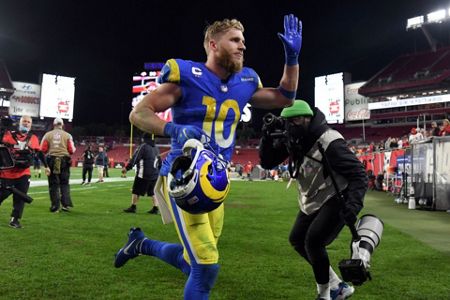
[0,169,449,299]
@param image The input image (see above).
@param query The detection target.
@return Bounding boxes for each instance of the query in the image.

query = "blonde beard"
[217,52,243,74]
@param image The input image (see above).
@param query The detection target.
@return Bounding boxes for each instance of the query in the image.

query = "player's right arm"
[129,82,181,135]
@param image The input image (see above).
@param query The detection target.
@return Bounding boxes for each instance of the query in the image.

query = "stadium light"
[407,16,424,30]
[427,9,447,23]
[406,9,450,30]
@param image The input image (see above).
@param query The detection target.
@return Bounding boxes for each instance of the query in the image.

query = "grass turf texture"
[0,170,449,299]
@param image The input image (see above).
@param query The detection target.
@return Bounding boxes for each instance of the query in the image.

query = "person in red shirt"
[243,161,254,181]
[439,119,450,136]
[0,115,42,228]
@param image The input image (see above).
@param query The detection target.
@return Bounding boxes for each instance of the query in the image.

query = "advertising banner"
[315,73,344,124]
[39,74,75,120]
[9,81,40,117]
[344,82,370,121]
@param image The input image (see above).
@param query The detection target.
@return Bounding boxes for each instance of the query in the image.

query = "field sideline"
[0,168,449,299]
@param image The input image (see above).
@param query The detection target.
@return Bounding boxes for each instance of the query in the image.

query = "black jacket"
[127,142,160,180]
[83,150,95,165]
[259,108,367,215]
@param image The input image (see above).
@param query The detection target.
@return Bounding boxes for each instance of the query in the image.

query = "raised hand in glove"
[278,14,303,66]
[164,123,205,146]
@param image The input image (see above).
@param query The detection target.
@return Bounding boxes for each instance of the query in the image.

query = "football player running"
[115,14,302,299]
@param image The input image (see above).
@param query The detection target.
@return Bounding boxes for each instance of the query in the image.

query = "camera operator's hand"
[261,123,274,141]
[340,204,358,226]
[44,167,51,176]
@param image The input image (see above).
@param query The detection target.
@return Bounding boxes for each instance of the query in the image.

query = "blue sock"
[140,239,190,275]
[184,264,220,300]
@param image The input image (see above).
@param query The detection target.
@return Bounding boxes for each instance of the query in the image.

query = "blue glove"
[164,122,204,145]
[277,14,302,66]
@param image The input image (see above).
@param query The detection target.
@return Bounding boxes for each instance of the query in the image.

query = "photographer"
[259,100,367,300]
[0,115,42,228]
[41,118,76,213]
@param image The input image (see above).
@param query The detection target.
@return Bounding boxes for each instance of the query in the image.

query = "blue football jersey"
[158,58,262,176]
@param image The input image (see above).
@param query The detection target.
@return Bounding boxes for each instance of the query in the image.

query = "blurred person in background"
[430,121,440,137]
[439,119,450,136]
[388,137,398,149]
[41,117,76,213]
[408,127,423,144]
[122,133,160,214]
[95,146,107,183]
[81,145,95,186]
[103,147,110,178]
[0,115,43,228]
[32,152,42,178]
[243,160,254,181]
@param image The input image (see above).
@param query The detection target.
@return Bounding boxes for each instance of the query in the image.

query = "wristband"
[278,86,296,100]
[285,55,299,66]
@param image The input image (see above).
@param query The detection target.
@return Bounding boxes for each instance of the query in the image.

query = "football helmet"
[168,139,230,214]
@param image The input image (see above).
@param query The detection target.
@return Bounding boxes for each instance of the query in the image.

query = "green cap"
[280,100,313,118]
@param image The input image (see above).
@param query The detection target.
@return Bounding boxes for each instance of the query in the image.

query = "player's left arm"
[250,14,302,109]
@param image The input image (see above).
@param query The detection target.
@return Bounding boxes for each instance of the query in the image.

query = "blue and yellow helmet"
[168,139,230,214]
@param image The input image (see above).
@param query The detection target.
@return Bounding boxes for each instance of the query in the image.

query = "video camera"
[338,214,384,285]
[0,116,15,169]
[262,113,287,139]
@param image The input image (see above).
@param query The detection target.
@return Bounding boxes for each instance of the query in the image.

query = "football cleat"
[114,227,146,268]
[331,282,355,300]
[168,139,230,214]
[9,217,22,229]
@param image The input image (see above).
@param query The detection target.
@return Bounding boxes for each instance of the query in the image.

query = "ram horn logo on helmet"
[167,139,230,214]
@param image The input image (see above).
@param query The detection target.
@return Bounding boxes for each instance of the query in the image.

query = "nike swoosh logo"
[123,239,137,255]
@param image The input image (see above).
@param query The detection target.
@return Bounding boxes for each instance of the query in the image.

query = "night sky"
[1,0,449,129]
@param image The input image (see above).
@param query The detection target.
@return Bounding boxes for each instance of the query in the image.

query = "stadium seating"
[359,46,450,96]
[430,50,450,72]
[332,124,410,143]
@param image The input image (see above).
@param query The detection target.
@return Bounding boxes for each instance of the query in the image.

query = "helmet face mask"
[168,139,230,214]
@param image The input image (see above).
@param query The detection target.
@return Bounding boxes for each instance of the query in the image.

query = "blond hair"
[203,19,244,54]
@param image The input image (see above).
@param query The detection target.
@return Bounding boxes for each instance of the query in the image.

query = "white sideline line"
[29,177,134,188]
[29,186,97,195]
